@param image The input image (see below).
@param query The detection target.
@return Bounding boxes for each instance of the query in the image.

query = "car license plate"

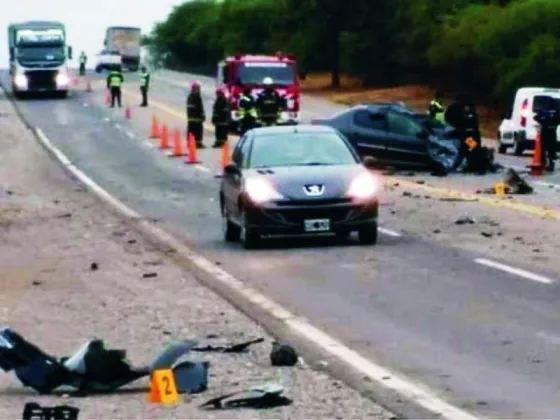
[304,219,330,232]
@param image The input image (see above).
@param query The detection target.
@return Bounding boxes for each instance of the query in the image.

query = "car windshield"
[249,131,357,168]
[237,62,295,85]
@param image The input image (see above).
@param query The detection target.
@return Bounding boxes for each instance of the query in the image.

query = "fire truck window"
[237,63,295,85]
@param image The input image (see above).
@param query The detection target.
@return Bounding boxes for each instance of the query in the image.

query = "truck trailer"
[8,21,72,98]
[104,26,141,71]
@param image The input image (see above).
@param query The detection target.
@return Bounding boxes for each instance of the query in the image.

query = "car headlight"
[14,74,27,88]
[244,178,283,203]
[56,72,69,86]
[347,172,379,199]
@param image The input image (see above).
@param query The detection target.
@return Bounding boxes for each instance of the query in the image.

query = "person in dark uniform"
[139,66,150,107]
[534,96,560,172]
[238,88,257,135]
[79,51,87,76]
[211,88,230,148]
[444,94,483,172]
[106,65,124,108]
[255,77,285,126]
[428,91,445,122]
[186,81,206,148]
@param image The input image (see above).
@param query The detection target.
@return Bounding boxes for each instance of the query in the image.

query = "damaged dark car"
[311,103,462,172]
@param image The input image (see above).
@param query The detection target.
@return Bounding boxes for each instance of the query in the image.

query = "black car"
[219,125,381,249]
[311,103,461,171]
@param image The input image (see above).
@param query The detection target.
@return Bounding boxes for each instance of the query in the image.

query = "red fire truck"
[216,52,300,131]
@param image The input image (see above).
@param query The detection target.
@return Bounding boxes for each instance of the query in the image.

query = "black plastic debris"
[22,402,79,420]
[0,328,206,395]
[478,168,533,195]
[200,383,292,410]
[192,338,264,353]
[270,342,298,367]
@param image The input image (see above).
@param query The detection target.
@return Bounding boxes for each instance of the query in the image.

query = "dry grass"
[300,73,501,139]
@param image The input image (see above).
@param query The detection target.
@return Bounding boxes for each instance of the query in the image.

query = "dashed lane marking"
[475,258,553,284]
[378,227,402,237]
[34,126,479,420]
[125,131,135,139]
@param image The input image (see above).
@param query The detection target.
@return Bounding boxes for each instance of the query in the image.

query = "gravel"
[0,91,394,419]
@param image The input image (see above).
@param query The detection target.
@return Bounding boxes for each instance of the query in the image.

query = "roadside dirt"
[0,90,393,418]
[300,73,501,139]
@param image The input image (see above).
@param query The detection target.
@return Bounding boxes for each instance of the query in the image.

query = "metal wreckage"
[0,327,299,410]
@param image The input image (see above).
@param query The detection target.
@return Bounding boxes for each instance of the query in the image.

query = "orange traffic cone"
[85,80,92,92]
[185,133,200,164]
[168,129,186,157]
[125,107,131,120]
[150,116,160,139]
[215,140,230,178]
[160,125,169,149]
[529,129,544,176]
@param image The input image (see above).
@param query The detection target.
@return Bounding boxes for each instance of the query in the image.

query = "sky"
[0,0,186,67]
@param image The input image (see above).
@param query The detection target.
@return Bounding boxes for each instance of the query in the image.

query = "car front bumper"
[244,198,379,236]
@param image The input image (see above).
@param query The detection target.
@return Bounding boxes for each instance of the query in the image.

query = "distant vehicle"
[311,103,461,171]
[219,125,380,249]
[104,26,141,71]
[216,52,300,131]
[498,87,560,155]
[7,20,72,98]
[94,49,122,73]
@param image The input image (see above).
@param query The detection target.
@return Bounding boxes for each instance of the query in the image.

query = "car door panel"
[347,110,389,161]
[385,111,430,166]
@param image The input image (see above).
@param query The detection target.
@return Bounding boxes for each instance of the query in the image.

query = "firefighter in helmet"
[211,88,230,148]
[255,77,285,126]
[186,81,206,148]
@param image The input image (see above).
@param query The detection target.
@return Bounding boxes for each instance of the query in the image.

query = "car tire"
[239,208,260,249]
[358,223,378,245]
[222,205,240,242]
[498,144,508,154]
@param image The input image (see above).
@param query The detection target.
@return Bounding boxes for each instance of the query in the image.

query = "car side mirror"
[224,163,240,176]
[67,46,73,60]
[362,156,377,169]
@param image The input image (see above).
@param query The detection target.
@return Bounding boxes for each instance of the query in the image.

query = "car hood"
[244,165,367,200]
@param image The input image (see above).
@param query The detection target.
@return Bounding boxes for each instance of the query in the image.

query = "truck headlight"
[56,72,69,86]
[14,74,27,88]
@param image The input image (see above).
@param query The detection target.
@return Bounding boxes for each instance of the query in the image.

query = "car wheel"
[498,144,508,154]
[222,204,240,242]
[358,223,378,245]
[239,208,260,249]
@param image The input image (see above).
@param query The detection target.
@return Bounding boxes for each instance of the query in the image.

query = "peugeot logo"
[303,184,325,196]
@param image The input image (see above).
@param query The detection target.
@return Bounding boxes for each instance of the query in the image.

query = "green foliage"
[149,0,560,100]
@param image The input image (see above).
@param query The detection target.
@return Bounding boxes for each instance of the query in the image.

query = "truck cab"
[216,52,301,131]
[8,21,72,98]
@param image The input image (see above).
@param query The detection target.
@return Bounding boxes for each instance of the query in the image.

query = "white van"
[498,87,560,155]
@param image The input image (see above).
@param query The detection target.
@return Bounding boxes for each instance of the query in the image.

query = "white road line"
[534,180,560,190]
[143,140,155,148]
[33,126,479,420]
[114,123,122,130]
[103,117,110,122]
[125,131,135,139]
[475,258,553,284]
[194,165,211,173]
[378,227,401,237]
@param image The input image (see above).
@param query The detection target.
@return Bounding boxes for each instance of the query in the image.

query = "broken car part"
[200,383,292,410]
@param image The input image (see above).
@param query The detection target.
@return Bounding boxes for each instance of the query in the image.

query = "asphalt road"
[4,70,560,418]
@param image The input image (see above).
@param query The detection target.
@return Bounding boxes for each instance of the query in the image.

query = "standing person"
[534,96,560,172]
[139,66,150,107]
[106,65,124,108]
[211,88,230,148]
[186,81,206,148]
[255,77,284,126]
[428,91,445,122]
[238,87,257,135]
[78,51,87,76]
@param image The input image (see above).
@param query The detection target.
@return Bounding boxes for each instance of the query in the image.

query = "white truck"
[8,20,72,98]
[94,50,122,73]
[104,26,141,72]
